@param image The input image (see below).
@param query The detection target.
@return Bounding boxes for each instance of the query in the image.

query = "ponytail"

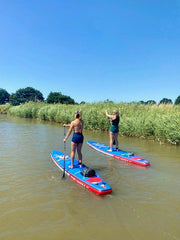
[75,110,82,119]
[79,110,82,119]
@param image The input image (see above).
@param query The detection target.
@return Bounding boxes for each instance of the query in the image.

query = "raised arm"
[105,110,114,119]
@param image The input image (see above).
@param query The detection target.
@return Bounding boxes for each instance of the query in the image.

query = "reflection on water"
[0,115,180,240]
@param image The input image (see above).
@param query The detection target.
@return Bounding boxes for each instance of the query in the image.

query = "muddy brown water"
[0,115,180,240]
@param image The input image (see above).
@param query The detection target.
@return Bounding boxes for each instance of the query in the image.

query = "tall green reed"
[6,101,180,145]
[0,104,10,114]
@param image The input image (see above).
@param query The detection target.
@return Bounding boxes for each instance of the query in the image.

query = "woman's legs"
[114,132,119,150]
[77,143,83,166]
[70,142,83,168]
[70,142,77,168]
[109,132,118,151]
[109,132,113,151]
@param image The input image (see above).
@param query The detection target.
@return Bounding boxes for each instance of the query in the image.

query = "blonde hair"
[113,109,119,116]
[75,110,82,119]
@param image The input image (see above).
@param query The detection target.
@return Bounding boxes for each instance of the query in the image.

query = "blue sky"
[0,0,180,103]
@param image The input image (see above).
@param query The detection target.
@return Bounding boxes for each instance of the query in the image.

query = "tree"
[146,100,156,105]
[138,100,156,105]
[0,88,10,104]
[80,101,86,104]
[138,101,146,105]
[159,98,173,105]
[174,95,180,105]
[9,87,44,106]
[46,92,75,104]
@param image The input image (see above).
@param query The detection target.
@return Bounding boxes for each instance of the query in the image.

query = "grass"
[0,104,11,114]
[1,101,180,145]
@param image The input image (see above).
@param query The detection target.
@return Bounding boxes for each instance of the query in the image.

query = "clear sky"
[0,0,180,104]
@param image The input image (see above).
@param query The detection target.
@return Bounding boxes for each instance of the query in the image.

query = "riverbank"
[1,102,180,145]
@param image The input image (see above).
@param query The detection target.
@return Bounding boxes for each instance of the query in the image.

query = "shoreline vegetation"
[1,102,180,145]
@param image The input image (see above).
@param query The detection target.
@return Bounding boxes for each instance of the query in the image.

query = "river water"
[0,115,180,240]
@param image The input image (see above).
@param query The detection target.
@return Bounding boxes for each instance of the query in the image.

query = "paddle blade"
[62,171,65,179]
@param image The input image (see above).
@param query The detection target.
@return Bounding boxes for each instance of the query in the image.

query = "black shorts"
[72,132,84,144]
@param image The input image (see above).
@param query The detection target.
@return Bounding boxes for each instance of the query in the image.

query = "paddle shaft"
[62,126,66,178]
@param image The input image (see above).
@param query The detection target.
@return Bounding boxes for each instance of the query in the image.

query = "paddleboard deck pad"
[87,141,150,167]
[51,150,112,195]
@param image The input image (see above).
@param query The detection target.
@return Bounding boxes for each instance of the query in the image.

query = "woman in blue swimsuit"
[63,110,84,168]
[105,109,120,151]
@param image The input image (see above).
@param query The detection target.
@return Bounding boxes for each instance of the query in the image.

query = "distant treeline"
[0,87,76,105]
[0,86,180,105]
[1,101,180,145]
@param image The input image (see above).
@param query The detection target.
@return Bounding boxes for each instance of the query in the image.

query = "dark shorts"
[72,132,84,144]
[110,125,119,133]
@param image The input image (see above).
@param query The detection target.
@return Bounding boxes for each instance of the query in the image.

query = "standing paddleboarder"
[105,109,120,151]
[63,110,84,168]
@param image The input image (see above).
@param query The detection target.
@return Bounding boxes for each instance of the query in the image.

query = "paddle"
[62,125,66,179]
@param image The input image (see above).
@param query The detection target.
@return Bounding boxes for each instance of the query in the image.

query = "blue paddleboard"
[51,150,112,195]
[87,141,150,167]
